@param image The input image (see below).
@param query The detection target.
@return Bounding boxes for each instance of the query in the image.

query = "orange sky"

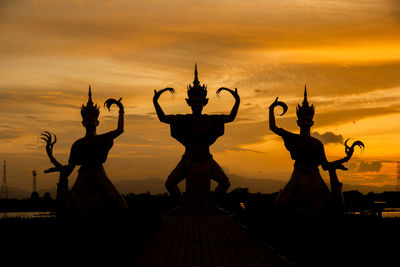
[0,0,400,192]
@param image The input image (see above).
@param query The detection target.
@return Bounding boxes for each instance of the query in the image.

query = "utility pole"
[32,169,37,193]
[0,160,8,199]
[31,168,39,200]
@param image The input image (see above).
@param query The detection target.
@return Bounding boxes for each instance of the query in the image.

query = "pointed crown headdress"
[81,85,100,119]
[296,85,315,121]
[187,64,207,99]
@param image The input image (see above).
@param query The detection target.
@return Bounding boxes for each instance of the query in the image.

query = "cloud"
[312,131,343,145]
[103,114,155,121]
[1,1,400,66]
[0,130,21,140]
[0,89,82,114]
[228,146,262,153]
[357,161,382,172]
[221,120,269,146]
[228,63,400,99]
[314,105,400,127]
[254,89,269,94]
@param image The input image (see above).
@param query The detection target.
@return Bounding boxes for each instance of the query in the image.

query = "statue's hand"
[44,167,58,173]
[338,165,348,171]
[344,139,365,159]
[329,140,364,171]
[44,165,70,177]
[40,131,57,153]
[269,97,288,116]
[104,98,123,112]
[153,87,175,101]
[216,87,240,101]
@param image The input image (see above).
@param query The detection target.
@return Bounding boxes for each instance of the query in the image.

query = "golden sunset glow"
[1,0,399,192]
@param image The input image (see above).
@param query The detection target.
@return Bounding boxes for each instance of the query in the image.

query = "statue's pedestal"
[184,165,210,214]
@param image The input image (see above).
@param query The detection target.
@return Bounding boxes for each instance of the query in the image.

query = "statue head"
[81,85,100,130]
[186,64,208,115]
[296,85,315,130]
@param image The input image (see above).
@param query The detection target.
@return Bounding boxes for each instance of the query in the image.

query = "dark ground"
[0,193,172,266]
[225,189,400,267]
[0,191,399,266]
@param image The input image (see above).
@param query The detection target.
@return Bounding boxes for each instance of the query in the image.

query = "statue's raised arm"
[41,131,75,177]
[41,131,62,170]
[216,87,240,123]
[41,131,73,216]
[328,139,364,207]
[104,97,124,139]
[269,97,288,136]
[153,87,175,124]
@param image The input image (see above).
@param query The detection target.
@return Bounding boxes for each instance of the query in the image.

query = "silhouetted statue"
[154,64,240,213]
[42,86,128,218]
[269,86,364,214]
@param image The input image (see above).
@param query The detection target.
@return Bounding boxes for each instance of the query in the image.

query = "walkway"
[132,214,288,267]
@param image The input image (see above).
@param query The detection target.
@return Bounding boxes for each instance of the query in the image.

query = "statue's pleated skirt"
[66,166,128,217]
[275,168,339,214]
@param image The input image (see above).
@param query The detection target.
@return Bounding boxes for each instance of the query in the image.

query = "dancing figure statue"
[42,86,128,218]
[153,65,240,213]
[269,86,363,214]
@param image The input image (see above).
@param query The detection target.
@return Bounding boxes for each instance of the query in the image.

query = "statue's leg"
[165,158,187,199]
[209,159,230,194]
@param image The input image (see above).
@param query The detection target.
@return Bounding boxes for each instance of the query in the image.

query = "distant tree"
[230,187,249,195]
[42,192,52,201]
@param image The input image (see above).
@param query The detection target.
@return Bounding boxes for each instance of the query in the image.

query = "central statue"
[153,64,240,213]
